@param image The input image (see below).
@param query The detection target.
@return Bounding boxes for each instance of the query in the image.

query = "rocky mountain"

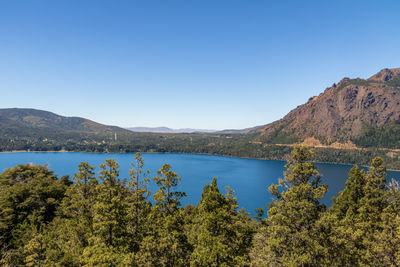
[254,68,400,149]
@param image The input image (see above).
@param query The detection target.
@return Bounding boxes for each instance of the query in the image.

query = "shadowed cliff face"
[256,68,400,147]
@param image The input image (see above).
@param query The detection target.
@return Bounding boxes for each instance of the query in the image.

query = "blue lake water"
[0,152,399,216]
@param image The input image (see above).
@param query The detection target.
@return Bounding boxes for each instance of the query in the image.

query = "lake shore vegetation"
[0,146,399,266]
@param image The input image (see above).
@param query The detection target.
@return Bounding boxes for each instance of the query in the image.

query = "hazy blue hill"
[216,125,263,134]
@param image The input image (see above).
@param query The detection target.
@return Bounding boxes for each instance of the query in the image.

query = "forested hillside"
[1,146,399,266]
[0,108,128,134]
[3,68,400,170]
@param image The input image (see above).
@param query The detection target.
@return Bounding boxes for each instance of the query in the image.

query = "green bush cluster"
[1,146,399,266]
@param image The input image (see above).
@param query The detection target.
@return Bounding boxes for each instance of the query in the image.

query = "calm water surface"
[1,152,399,215]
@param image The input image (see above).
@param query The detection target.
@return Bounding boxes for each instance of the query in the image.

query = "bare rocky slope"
[254,68,400,149]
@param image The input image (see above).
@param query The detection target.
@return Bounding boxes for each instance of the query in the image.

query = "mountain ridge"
[253,67,400,149]
[0,108,130,136]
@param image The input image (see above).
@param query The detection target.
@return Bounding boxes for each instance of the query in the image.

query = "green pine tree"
[128,153,151,253]
[190,177,254,266]
[356,157,388,265]
[82,159,131,265]
[43,162,98,266]
[251,144,327,266]
[371,178,400,266]
[316,166,367,266]
[137,163,191,266]
[331,165,366,219]
[152,163,186,212]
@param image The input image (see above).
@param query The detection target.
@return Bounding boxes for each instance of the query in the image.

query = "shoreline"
[1,149,399,171]
[0,150,69,153]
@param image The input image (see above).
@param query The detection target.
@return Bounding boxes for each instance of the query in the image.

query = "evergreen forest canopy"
[0,145,399,266]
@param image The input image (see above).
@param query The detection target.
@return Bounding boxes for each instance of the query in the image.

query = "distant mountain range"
[126,127,217,133]
[0,108,251,137]
[126,127,256,134]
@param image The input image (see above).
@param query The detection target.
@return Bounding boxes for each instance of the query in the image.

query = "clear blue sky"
[1,0,399,130]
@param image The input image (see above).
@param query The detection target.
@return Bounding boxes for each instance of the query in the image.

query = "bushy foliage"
[0,148,399,266]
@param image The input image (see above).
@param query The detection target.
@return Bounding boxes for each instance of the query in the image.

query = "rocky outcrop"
[368,68,400,81]
[255,68,400,148]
